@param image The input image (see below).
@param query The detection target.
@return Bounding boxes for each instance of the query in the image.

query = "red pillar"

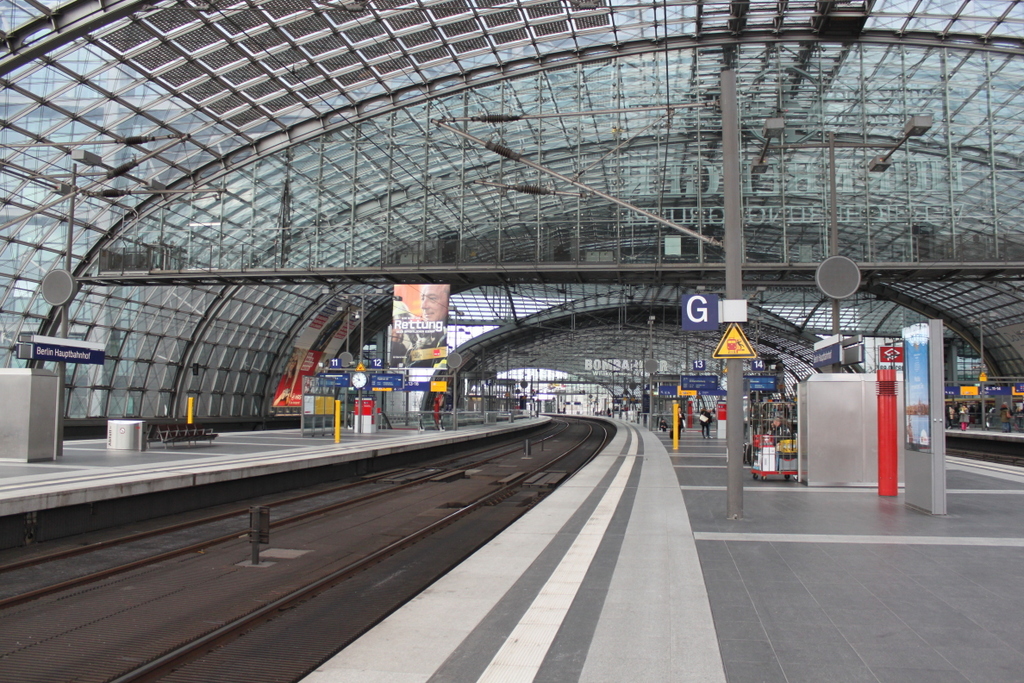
[877,368,898,496]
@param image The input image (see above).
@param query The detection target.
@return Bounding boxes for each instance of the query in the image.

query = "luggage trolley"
[747,402,798,481]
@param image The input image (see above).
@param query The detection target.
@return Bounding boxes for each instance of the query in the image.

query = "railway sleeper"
[429,470,467,483]
[380,468,440,483]
[494,472,524,485]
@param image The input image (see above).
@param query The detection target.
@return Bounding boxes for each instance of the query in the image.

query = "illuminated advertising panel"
[391,284,450,368]
[903,322,931,453]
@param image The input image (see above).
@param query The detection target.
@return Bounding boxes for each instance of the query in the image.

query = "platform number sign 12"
[693,359,706,371]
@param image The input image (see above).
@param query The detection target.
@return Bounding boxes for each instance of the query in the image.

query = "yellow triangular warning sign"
[713,323,758,359]
[355,362,366,371]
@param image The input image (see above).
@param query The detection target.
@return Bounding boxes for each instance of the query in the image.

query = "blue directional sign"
[681,294,719,331]
[318,373,349,387]
[680,375,719,391]
[370,373,404,390]
[403,380,431,392]
[746,375,777,392]
[24,335,105,365]
[812,344,841,368]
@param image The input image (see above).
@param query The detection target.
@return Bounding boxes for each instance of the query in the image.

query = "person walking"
[958,404,970,431]
[699,409,712,439]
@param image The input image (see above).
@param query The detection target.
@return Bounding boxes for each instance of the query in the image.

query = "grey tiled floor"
[670,433,1024,683]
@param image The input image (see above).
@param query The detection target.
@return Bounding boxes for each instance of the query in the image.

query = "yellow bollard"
[672,401,679,451]
[187,396,194,425]
[334,400,341,443]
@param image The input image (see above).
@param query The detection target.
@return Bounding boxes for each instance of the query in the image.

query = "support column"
[877,368,898,496]
[722,69,744,520]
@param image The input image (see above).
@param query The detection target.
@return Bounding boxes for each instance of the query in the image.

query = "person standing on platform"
[959,404,970,431]
[1000,403,1013,433]
[433,392,445,431]
[699,409,712,439]
[947,404,957,429]
[769,416,792,436]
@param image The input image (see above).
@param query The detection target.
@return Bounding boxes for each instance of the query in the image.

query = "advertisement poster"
[271,296,354,410]
[391,284,449,368]
[903,322,931,453]
[271,348,323,408]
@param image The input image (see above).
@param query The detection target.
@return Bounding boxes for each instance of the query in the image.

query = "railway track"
[0,419,568,605]
[945,431,1024,468]
[946,447,1024,468]
[0,416,614,683]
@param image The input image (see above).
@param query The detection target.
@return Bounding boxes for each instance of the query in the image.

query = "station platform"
[304,420,1024,683]
[946,427,1024,443]
[0,418,546,529]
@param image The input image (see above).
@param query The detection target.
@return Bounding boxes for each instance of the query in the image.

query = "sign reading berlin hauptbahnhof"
[19,335,106,365]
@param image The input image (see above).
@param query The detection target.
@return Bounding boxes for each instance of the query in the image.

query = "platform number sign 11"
[693,359,707,371]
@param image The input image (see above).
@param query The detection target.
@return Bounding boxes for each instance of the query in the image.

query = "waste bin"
[107,420,148,451]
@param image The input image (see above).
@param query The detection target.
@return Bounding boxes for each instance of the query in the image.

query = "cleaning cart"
[748,402,798,481]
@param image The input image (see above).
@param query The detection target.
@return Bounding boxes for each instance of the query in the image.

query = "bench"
[150,424,219,448]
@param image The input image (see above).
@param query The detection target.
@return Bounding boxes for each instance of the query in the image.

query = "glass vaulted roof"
[2,0,1024,420]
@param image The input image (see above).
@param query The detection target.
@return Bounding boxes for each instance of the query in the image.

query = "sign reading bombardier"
[712,324,757,359]
[22,335,105,365]
[391,284,450,368]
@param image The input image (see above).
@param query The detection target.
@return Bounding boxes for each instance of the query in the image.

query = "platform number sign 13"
[693,359,707,371]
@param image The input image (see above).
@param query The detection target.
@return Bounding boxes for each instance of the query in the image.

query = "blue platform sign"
[27,335,105,365]
[944,385,958,397]
[681,294,719,331]
[403,380,431,392]
[812,344,841,368]
[680,375,719,391]
[751,359,766,371]
[370,373,404,390]
[318,373,350,387]
[658,385,682,396]
[746,375,777,392]
[692,359,707,371]
[984,386,1011,396]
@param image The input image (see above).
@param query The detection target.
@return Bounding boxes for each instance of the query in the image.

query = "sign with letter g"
[682,294,720,331]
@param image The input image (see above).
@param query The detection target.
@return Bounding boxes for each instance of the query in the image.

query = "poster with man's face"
[391,284,450,368]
